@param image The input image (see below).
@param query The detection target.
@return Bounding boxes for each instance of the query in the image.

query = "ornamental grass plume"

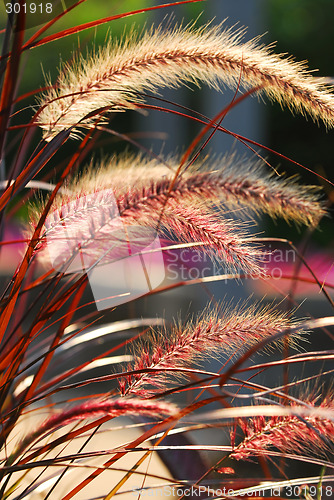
[59,153,326,226]
[8,398,177,467]
[36,23,334,141]
[37,174,263,276]
[231,395,334,461]
[1,2,334,498]
[120,302,306,397]
[33,151,325,277]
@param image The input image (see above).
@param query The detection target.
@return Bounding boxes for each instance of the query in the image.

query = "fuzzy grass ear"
[75,152,326,227]
[31,151,325,275]
[33,184,264,277]
[231,395,334,461]
[8,398,177,467]
[35,22,334,141]
[120,302,307,397]
[2,4,334,498]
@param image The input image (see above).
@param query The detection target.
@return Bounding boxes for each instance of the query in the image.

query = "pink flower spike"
[9,398,177,465]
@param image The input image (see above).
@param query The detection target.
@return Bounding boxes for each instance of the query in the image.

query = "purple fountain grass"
[32,150,325,276]
[120,302,306,397]
[86,153,326,226]
[36,196,262,276]
[8,397,177,467]
[32,169,264,276]
[0,3,333,497]
[36,23,334,141]
[231,395,334,461]
[161,201,263,275]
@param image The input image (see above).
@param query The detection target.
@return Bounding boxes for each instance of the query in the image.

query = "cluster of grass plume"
[0,1,333,498]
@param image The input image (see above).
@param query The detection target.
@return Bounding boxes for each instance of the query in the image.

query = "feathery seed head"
[232,395,334,461]
[33,154,270,280]
[39,187,166,309]
[46,152,325,227]
[9,398,177,466]
[36,23,334,141]
[121,301,307,397]
[31,151,325,300]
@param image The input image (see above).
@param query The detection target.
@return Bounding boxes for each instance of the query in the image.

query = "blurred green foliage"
[265,0,334,244]
[270,0,334,72]
[268,0,334,179]
[0,1,153,89]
